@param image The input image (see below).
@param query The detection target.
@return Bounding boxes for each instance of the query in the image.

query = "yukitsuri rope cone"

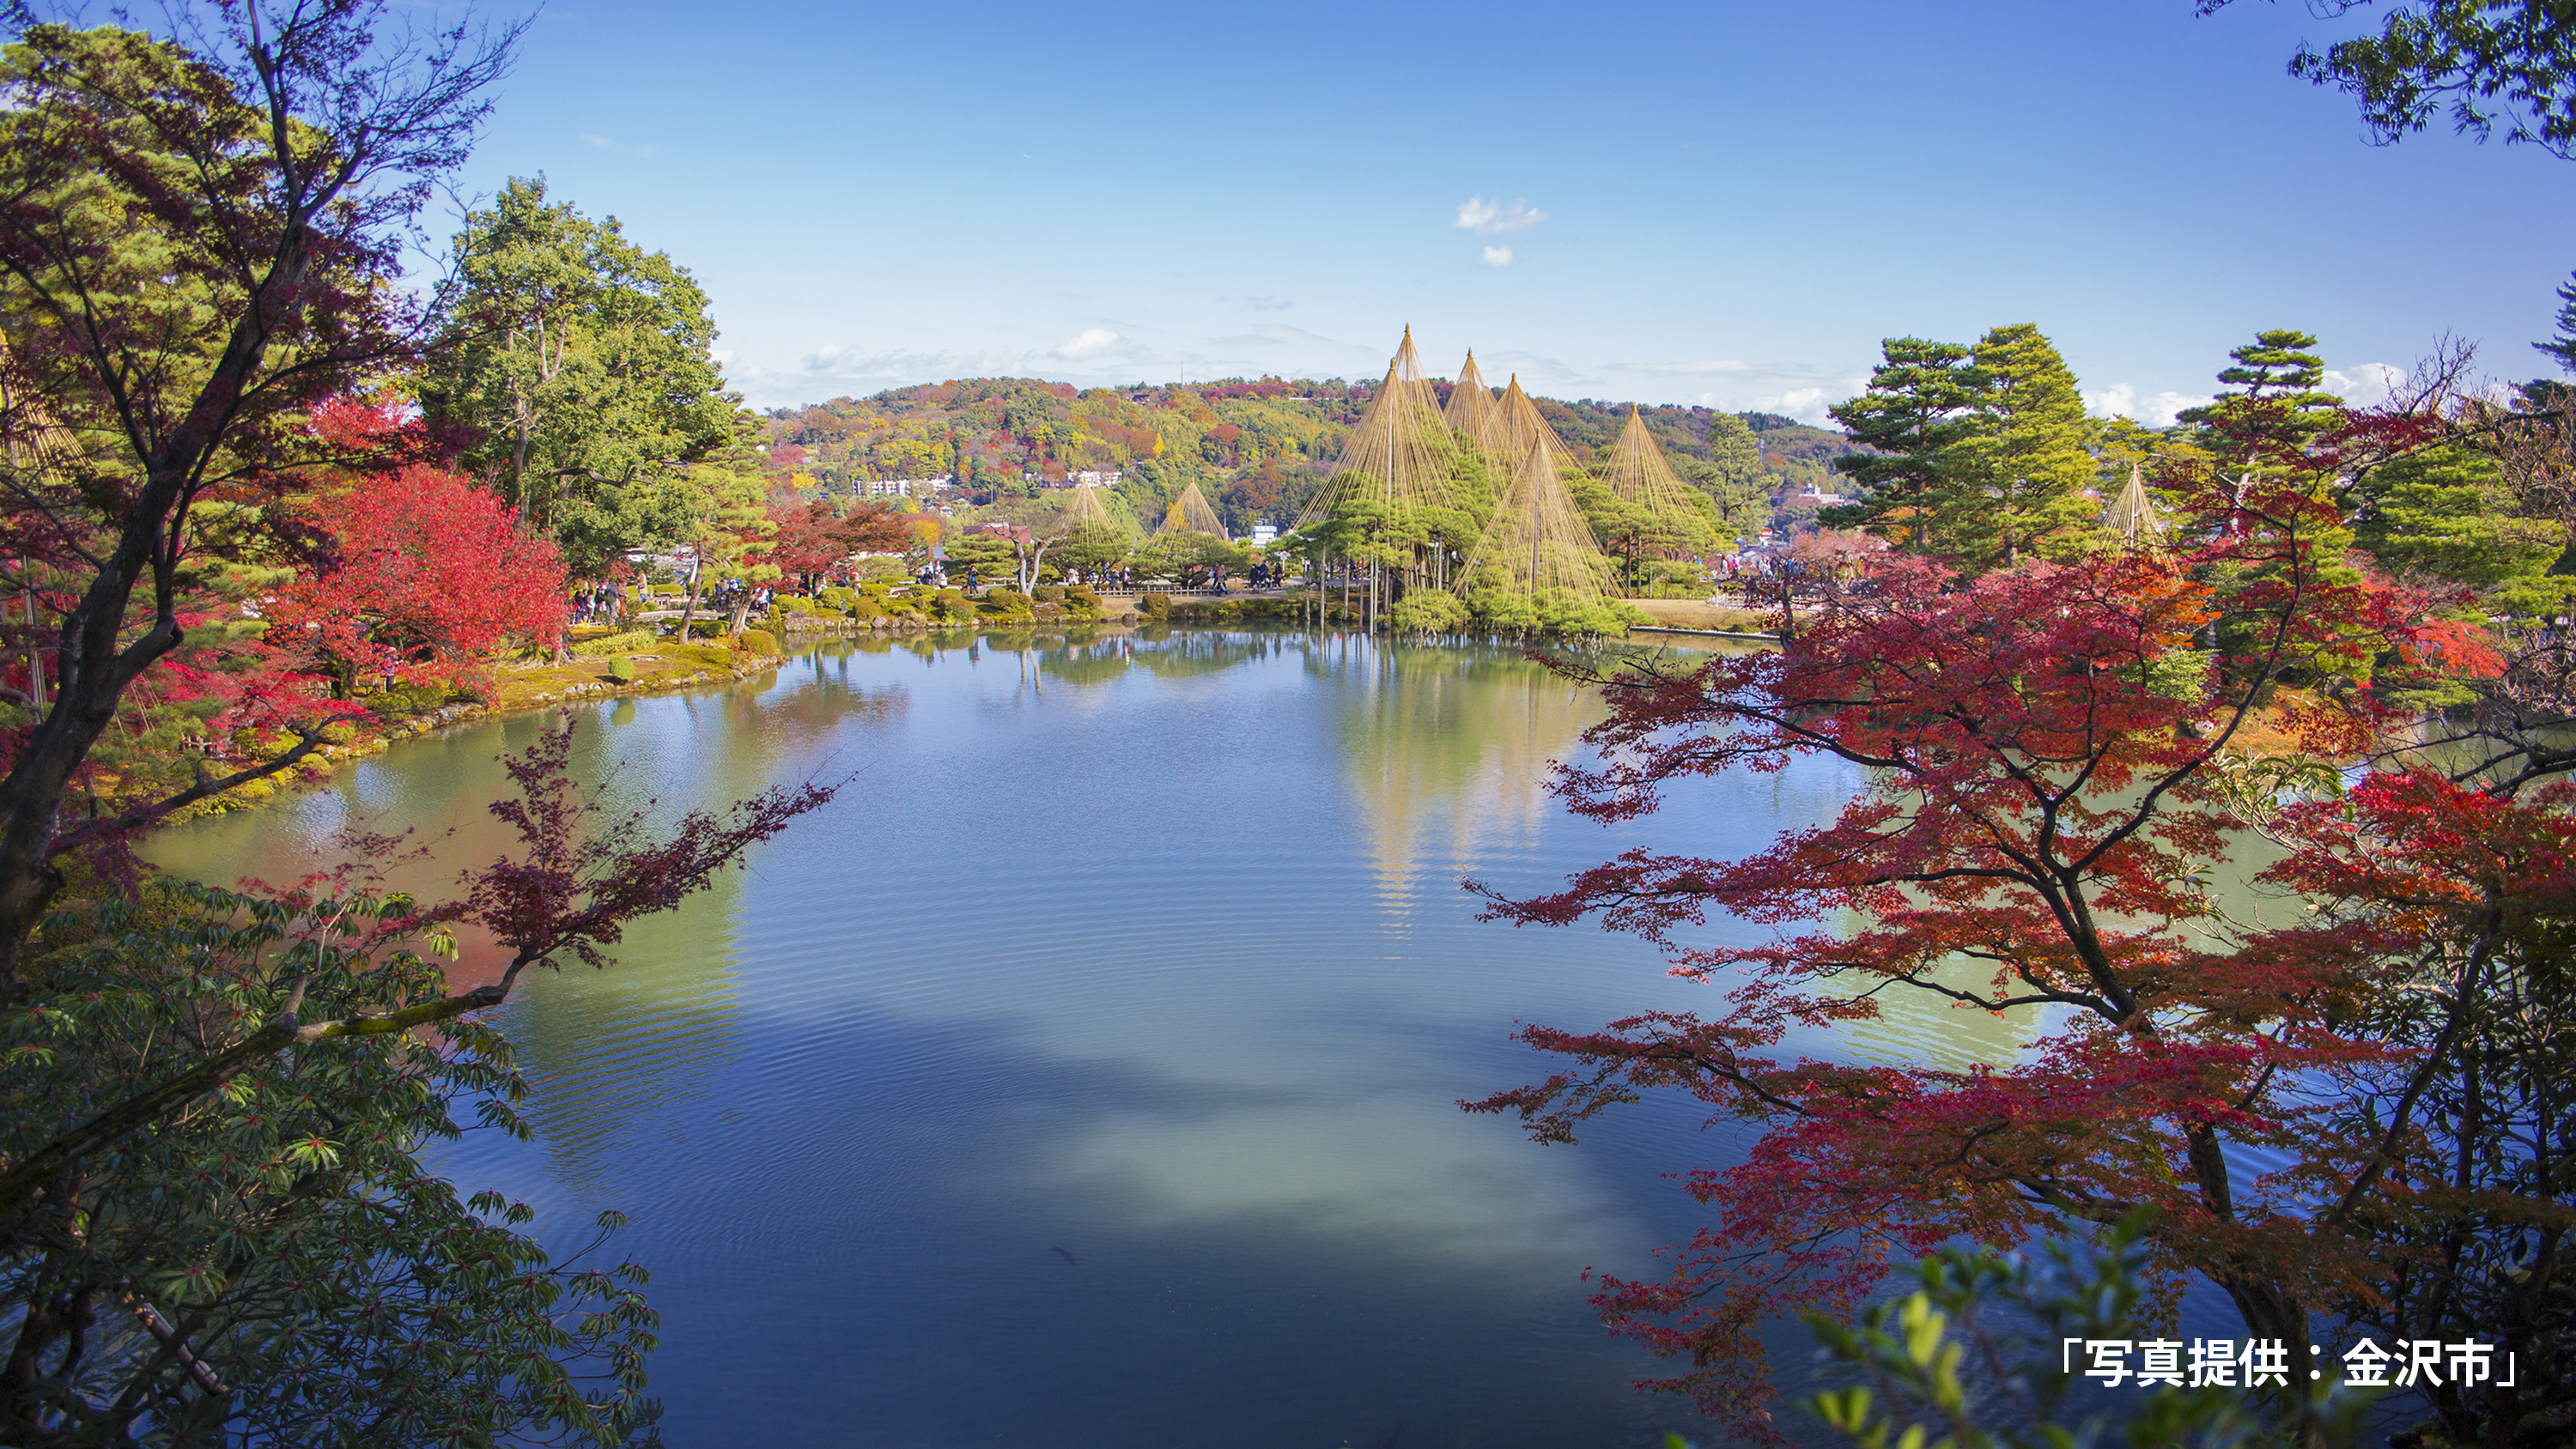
[1160,479,1227,536]
[1064,482,1115,527]
[1443,349,1497,442]
[1293,325,1453,530]
[2101,464,2166,549]
[1601,405,1703,521]
[1478,373,1542,469]
[1453,390,1625,634]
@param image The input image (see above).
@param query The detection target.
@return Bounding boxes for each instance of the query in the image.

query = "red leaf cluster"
[1470,471,2507,1437]
[464,724,835,987]
[266,465,568,692]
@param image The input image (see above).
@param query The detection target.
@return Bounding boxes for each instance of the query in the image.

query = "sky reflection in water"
[147,629,2048,1447]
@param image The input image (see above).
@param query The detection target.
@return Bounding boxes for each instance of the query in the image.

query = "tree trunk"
[21,589,43,711]
[0,485,191,997]
[677,566,705,641]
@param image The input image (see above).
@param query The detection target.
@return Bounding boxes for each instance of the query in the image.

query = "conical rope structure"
[1064,482,1115,528]
[1160,479,1227,537]
[1292,325,1452,530]
[0,336,83,480]
[2101,464,2166,549]
[1601,405,1703,523]
[1477,373,1541,468]
[1453,393,1619,630]
[1442,349,1497,442]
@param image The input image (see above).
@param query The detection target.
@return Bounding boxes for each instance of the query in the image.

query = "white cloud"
[2084,364,2403,427]
[2324,362,2405,409]
[2086,383,2213,428]
[1239,295,1292,312]
[1052,328,1125,361]
[1640,362,1866,427]
[1740,386,1832,426]
[1454,197,1548,237]
[1479,245,1514,268]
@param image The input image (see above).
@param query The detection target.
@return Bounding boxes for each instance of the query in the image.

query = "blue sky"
[445,0,2575,425]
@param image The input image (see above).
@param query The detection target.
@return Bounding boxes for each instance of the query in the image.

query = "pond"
[148,627,2086,1448]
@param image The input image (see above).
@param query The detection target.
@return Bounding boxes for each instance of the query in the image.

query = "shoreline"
[167,609,1762,823]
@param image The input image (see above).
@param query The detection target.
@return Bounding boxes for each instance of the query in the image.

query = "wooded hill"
[761,376,1858,541]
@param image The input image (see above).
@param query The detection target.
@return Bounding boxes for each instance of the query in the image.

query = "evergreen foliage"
[1824,327,2098,568]
[1956,323,2102,567]
[1823,338,1989,550]
[2537,270,2576,373]
[423,179,740,578]
[763,377,1854,543]
[0,882,662,1446]
[2178,328,2346,443]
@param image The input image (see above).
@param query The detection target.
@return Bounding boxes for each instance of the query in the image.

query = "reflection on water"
[141,627,2026,1447]
[1329,643,1601,924]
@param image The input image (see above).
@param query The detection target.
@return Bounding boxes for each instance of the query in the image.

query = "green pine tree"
[2178,328,2346,448]
[1822,337,1990,554]
[1955,322,2101,567]
[2536,270,2576,374]
[2353,443,2562,589]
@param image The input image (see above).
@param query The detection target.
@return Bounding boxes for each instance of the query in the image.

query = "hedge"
[571,629,657,657]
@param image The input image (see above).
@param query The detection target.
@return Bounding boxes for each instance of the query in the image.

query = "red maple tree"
[267,464,568,696]
[1467,458,2502,1436]
[2231,767,2576,1444]
[767,498,914,592]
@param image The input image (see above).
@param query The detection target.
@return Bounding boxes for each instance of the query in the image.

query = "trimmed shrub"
[734,628,780,657]
[1030,585,1064,604]
[605,657,637,682]
[1139,591,1173,620]
[359,682,450,718]
[571,629,656,658]
[677,644,732,669]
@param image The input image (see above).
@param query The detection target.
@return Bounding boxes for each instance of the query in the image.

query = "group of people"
[571,581,630,623]
[706,578,774,618]
[573,574,785,628]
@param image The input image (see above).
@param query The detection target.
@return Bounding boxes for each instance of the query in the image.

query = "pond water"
[146,627,2145,1448]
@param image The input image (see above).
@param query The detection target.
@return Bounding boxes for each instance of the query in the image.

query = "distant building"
[1796,483,1850,506]
[1068,470,1123,489]
[860,476,955,499]
[1248,524,1279,545]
